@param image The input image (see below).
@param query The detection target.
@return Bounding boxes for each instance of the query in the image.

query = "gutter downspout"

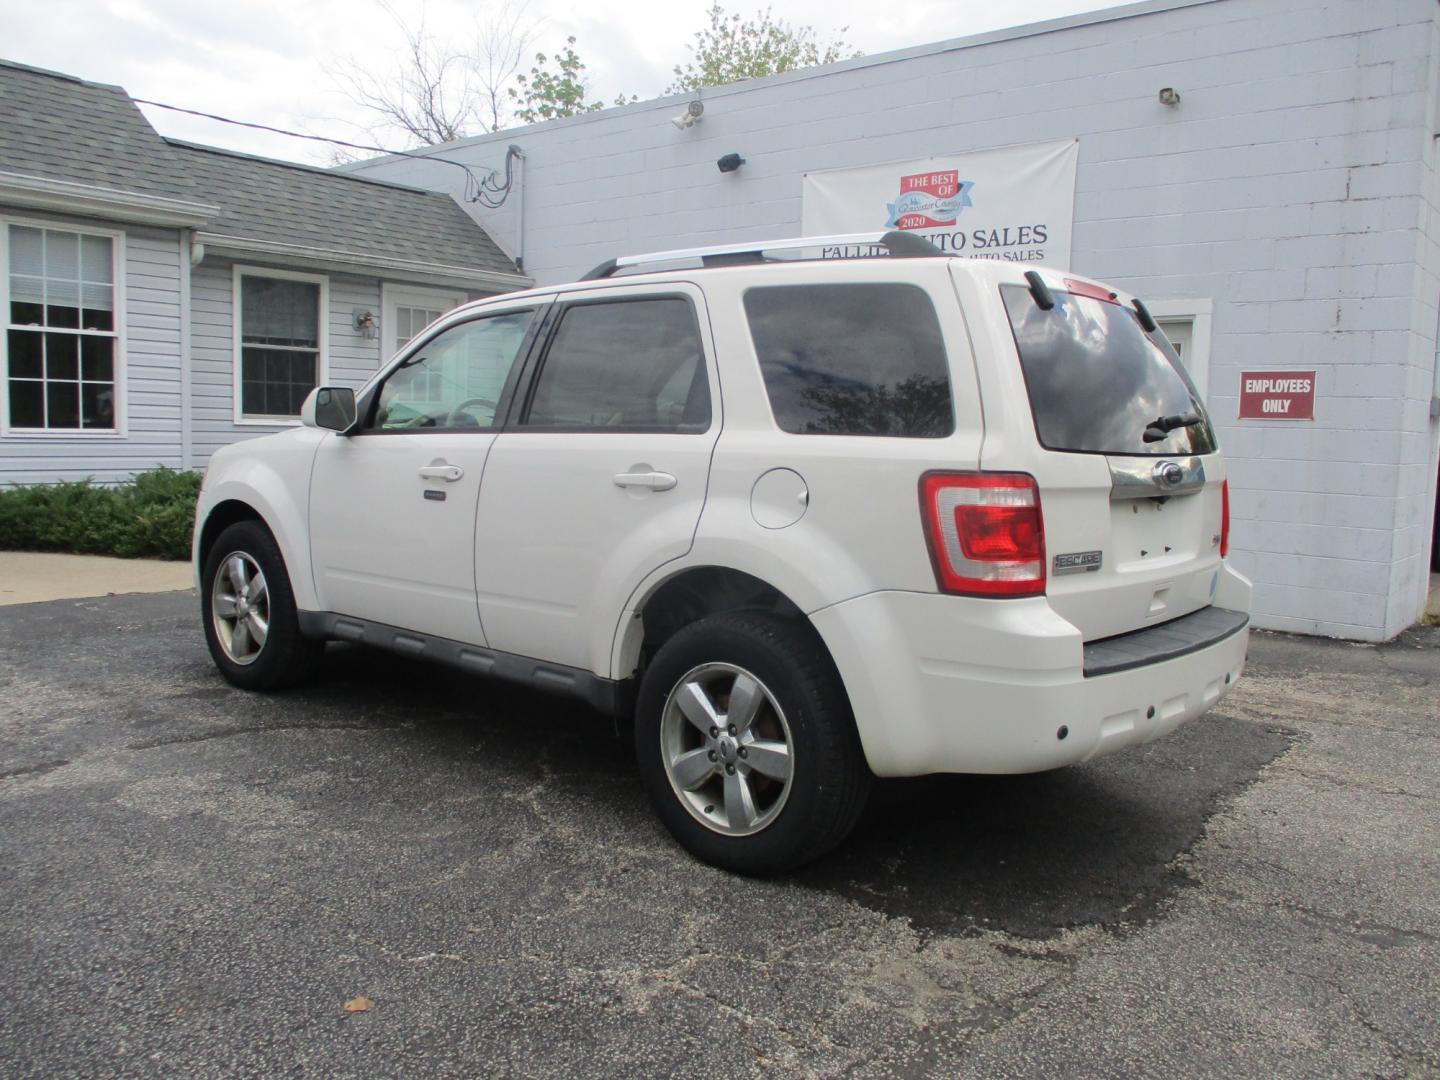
[179,230,200,470]
[513,145,526,276]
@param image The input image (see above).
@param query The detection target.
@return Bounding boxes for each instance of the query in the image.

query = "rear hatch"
[993,276,1226,641]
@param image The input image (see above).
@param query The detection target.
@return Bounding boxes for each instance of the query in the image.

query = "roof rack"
[579,230,945,281]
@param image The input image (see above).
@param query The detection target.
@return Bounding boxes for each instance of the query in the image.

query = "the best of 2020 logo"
[886,170,975,230]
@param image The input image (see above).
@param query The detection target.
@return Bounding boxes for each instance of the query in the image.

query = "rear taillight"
[1220,480,1230,558]
[920,472,1046,597]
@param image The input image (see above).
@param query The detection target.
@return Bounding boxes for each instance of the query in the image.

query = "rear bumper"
[809,567,1252,778]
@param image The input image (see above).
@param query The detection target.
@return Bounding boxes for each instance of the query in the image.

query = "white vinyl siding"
[2,219,124,436]
[0,226,494,479]
[191,260,398,464]
[0,211,183,487]
[231,265,328,425]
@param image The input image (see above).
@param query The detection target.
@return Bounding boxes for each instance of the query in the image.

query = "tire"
[200,520,323,691]
[1431,480,1440,573]
[634,611,871,875]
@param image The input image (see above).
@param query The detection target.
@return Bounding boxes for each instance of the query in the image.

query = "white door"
[382,285,467,361]
[309,304,544,645]
[1158,318,1192,367]
[1152,309,1212,400]
[472,285,721,672]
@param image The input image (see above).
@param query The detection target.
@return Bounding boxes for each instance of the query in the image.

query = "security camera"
[671,100,704,129]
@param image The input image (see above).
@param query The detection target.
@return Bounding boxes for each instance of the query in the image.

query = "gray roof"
[0,60,196,200]
[0,58,518,278]
[167,141,518,275]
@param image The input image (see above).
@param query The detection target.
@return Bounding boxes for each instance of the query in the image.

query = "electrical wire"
[132,97,519,207]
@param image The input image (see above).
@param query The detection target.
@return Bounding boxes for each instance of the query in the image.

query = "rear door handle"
[419,464,464,482]
[613,469,677,492]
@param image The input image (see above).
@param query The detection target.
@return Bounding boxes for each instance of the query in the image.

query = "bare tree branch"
[328,0,536,148]
[473,2,535,133]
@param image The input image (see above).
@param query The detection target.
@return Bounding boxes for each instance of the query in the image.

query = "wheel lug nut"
[727,725,736,736]
[738,747,747,758]
[708,750,717,762]
[725,764,735,775]
[709,726,718,737]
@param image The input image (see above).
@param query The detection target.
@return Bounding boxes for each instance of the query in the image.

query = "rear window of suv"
[1001,284,1217,457]
[744,283,954,437]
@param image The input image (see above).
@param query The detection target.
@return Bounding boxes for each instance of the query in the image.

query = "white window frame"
[1147,297,1214,401]
[381,283,467,364]
[232,264,329,426]
[0,214,128,438]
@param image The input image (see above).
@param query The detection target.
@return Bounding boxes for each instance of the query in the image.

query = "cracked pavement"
[0,591,1436,1078]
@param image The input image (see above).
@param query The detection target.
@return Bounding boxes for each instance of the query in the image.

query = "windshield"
[1001,284,1217,457]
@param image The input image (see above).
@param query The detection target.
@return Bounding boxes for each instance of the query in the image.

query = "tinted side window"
[369,310,533,431]
[524,298,710,431]
[744,283,954,437]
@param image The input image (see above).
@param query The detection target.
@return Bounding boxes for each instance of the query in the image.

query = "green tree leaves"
[509,37,636,124]
[666,4,861,95]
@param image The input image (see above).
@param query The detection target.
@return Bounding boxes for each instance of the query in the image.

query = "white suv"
[193,232,1251,874]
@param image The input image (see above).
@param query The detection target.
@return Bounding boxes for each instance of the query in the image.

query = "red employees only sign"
[1238,370,1316,420]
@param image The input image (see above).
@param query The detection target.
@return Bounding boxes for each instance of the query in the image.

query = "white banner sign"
[801,139,1079,268]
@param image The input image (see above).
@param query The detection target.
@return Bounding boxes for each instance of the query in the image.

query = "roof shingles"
[0,60,195,199]
[169,141,516,275]
[0,59,518,278]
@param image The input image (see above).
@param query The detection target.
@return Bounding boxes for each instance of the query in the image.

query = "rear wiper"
[1142,413,1201,443]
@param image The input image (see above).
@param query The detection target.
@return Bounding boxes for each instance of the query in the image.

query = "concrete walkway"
[0,552,192,606]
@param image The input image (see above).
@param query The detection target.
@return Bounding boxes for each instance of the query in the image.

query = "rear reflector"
[1220,480,1230,558]
[920,472,1046,597]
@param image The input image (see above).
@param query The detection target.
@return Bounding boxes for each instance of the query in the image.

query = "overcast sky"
[0,0,1117,165]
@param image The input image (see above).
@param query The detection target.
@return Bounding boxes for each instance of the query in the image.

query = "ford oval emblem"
[1155,461,1185,487]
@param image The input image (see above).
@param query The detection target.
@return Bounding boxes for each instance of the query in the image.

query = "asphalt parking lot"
[1,591,1436,1078]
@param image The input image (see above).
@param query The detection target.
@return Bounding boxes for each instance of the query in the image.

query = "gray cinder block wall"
[346,0,1440,641]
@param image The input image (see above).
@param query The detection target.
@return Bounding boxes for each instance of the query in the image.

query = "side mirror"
[301,386,357,432]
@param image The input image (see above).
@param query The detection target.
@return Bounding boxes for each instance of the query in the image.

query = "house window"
[392,307,449,402]
[394,305,448,354]
[6,224,119,431]
[237,271,325,421]
[382,285,466,360]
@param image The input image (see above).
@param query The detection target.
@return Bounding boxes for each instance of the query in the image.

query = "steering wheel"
[445,397,497,427]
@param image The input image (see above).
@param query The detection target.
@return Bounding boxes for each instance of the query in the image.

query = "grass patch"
[0,467,201,561]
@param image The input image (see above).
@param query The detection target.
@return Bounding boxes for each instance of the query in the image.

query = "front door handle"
[419,463,464,482]
[613,469,677,492]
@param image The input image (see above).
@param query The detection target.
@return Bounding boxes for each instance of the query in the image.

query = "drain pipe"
[511,144,525,276]
[178,229,201,471]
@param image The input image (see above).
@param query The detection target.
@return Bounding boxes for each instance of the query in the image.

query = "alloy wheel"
[660,662,794,836]
[211,551,270,666]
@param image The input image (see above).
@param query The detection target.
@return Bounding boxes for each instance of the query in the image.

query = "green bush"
[0,467,202,561]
